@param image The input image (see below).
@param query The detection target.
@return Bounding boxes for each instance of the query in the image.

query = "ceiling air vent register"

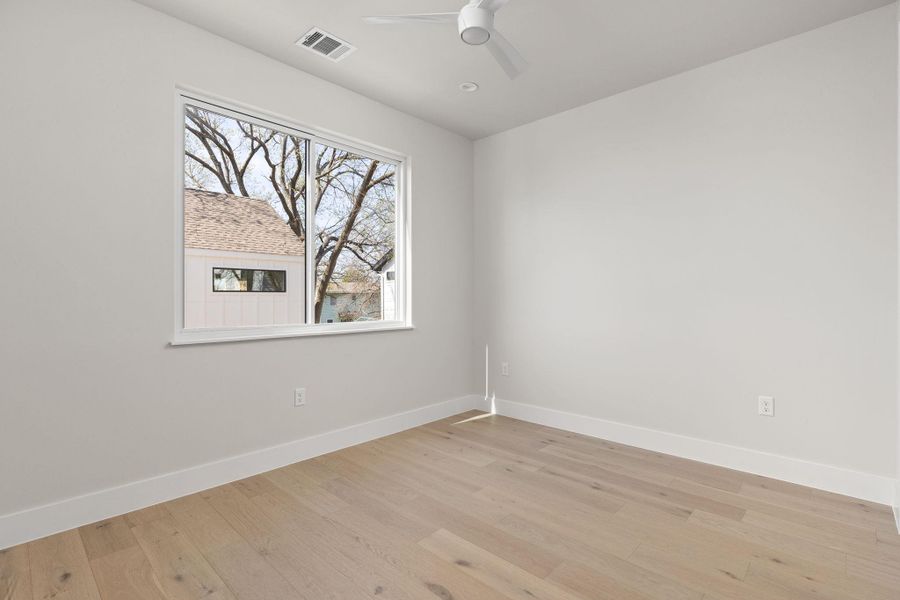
[296,28,357,62]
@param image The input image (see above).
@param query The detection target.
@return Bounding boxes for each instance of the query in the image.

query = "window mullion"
[305,137,317,325]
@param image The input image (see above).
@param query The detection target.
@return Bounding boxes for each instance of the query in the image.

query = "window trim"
[172,88,412,345]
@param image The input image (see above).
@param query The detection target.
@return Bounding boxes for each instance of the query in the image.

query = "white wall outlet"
[294,388,306,407]
[758,396,774,417]
[501,362,509,377]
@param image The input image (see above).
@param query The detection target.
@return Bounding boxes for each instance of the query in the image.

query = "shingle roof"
[184,188,304,256]
[373,249,394,273]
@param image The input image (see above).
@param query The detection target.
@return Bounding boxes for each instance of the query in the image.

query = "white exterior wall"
[382,278,396,321]
[380,259,397,321]
[184,249,304,329]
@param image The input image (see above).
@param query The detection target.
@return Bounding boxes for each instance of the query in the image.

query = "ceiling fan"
[363,0,527,79]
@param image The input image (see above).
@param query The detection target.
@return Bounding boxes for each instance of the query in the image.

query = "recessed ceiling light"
[459,82,479,93]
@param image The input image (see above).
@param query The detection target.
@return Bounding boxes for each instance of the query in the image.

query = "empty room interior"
[3,0,900,598]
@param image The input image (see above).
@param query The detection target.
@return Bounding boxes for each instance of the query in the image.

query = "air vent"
[296,28,357,62]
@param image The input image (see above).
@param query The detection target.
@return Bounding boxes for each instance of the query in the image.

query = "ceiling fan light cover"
[461,27,490,45]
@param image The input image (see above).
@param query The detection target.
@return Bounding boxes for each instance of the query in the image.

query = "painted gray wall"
[0,0,475,516]
[474,6,898,477]
[896,2,900,513]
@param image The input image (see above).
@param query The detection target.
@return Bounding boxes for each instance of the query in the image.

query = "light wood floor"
[2,411,899,600]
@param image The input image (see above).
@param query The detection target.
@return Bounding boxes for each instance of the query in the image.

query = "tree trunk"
[313,161,379,322]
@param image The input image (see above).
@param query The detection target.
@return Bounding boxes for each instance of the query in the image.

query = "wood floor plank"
[248,491,453,600]
[846,553,900,590]
[539,443,676,486]
[744,554,899,600]
[315,449,422,507]
[548,559,702,600]
[323,502,515,600]
[687,509,847,571]
[496,514,700,600]
[130,517,235,600]
[335,441,510,522]
[483,460,629,515]
[28,530,101,600]
[78,517,138,561]
[6,411,898,599]
[418,422,546,471]
[618,506,753,585]
[419,528,584,600]
[321,476,437,543]
[261,466,350,516]
[88,546,169,600]
[397,429,498,467]
[0,544,31,600]
[741,509,898,565]
[201,484,369,600]
[740,480,895,530]
[473,485,643,560]
[628,542,776,600]
[669,477,879,542]
[167,494,309,600]
[395,491,563,577]
[123,504,173,529]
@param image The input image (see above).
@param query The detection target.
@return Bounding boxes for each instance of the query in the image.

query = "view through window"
[181,99,401,333]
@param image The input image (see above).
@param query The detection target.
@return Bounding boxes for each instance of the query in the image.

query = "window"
[175,93,408,343]
[212,268,286,292]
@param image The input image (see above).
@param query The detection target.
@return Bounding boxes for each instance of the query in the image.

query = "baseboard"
[0,394,483,551]
[491,398,896,506]
[894,480,900,533]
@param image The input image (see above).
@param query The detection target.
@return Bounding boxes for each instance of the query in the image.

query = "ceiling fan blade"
[363,13,458,25]
[486,29,527,79]
[474,0,511,12]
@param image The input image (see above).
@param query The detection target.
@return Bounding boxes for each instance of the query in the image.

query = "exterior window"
[314,143,396,324]
[213,268,286,292]
[177,93,407,342]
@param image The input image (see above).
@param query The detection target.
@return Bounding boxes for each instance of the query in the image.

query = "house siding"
[184,248,304,329]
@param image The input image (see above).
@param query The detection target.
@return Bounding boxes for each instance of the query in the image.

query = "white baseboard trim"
[0,394,482,551]
[893,480,900,533]
[490,398,896,506]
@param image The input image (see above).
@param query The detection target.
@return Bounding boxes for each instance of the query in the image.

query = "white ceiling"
[134,0,894,139]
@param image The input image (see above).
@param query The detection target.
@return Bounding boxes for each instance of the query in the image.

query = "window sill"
[171,322,414,346]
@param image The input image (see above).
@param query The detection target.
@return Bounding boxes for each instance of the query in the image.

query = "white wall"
[895,2,900,522]
[475,6,898,478]
[0,0,474,518]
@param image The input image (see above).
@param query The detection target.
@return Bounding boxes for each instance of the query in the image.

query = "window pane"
[212,269,286,292]
[183,104,306,329]
[314,144,397,323]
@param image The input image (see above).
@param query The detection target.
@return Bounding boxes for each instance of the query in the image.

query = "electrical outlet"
[758,396,774,417]
[294,388,306,407]
[501,362,509,377]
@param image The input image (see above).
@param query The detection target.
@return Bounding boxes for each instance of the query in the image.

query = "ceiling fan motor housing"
[458,6,494,45]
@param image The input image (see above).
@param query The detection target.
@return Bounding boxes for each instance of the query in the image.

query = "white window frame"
[171,89,412,345]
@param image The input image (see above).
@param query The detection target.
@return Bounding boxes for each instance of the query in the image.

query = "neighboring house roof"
[184,188,304,256]
[373,249,395,273]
